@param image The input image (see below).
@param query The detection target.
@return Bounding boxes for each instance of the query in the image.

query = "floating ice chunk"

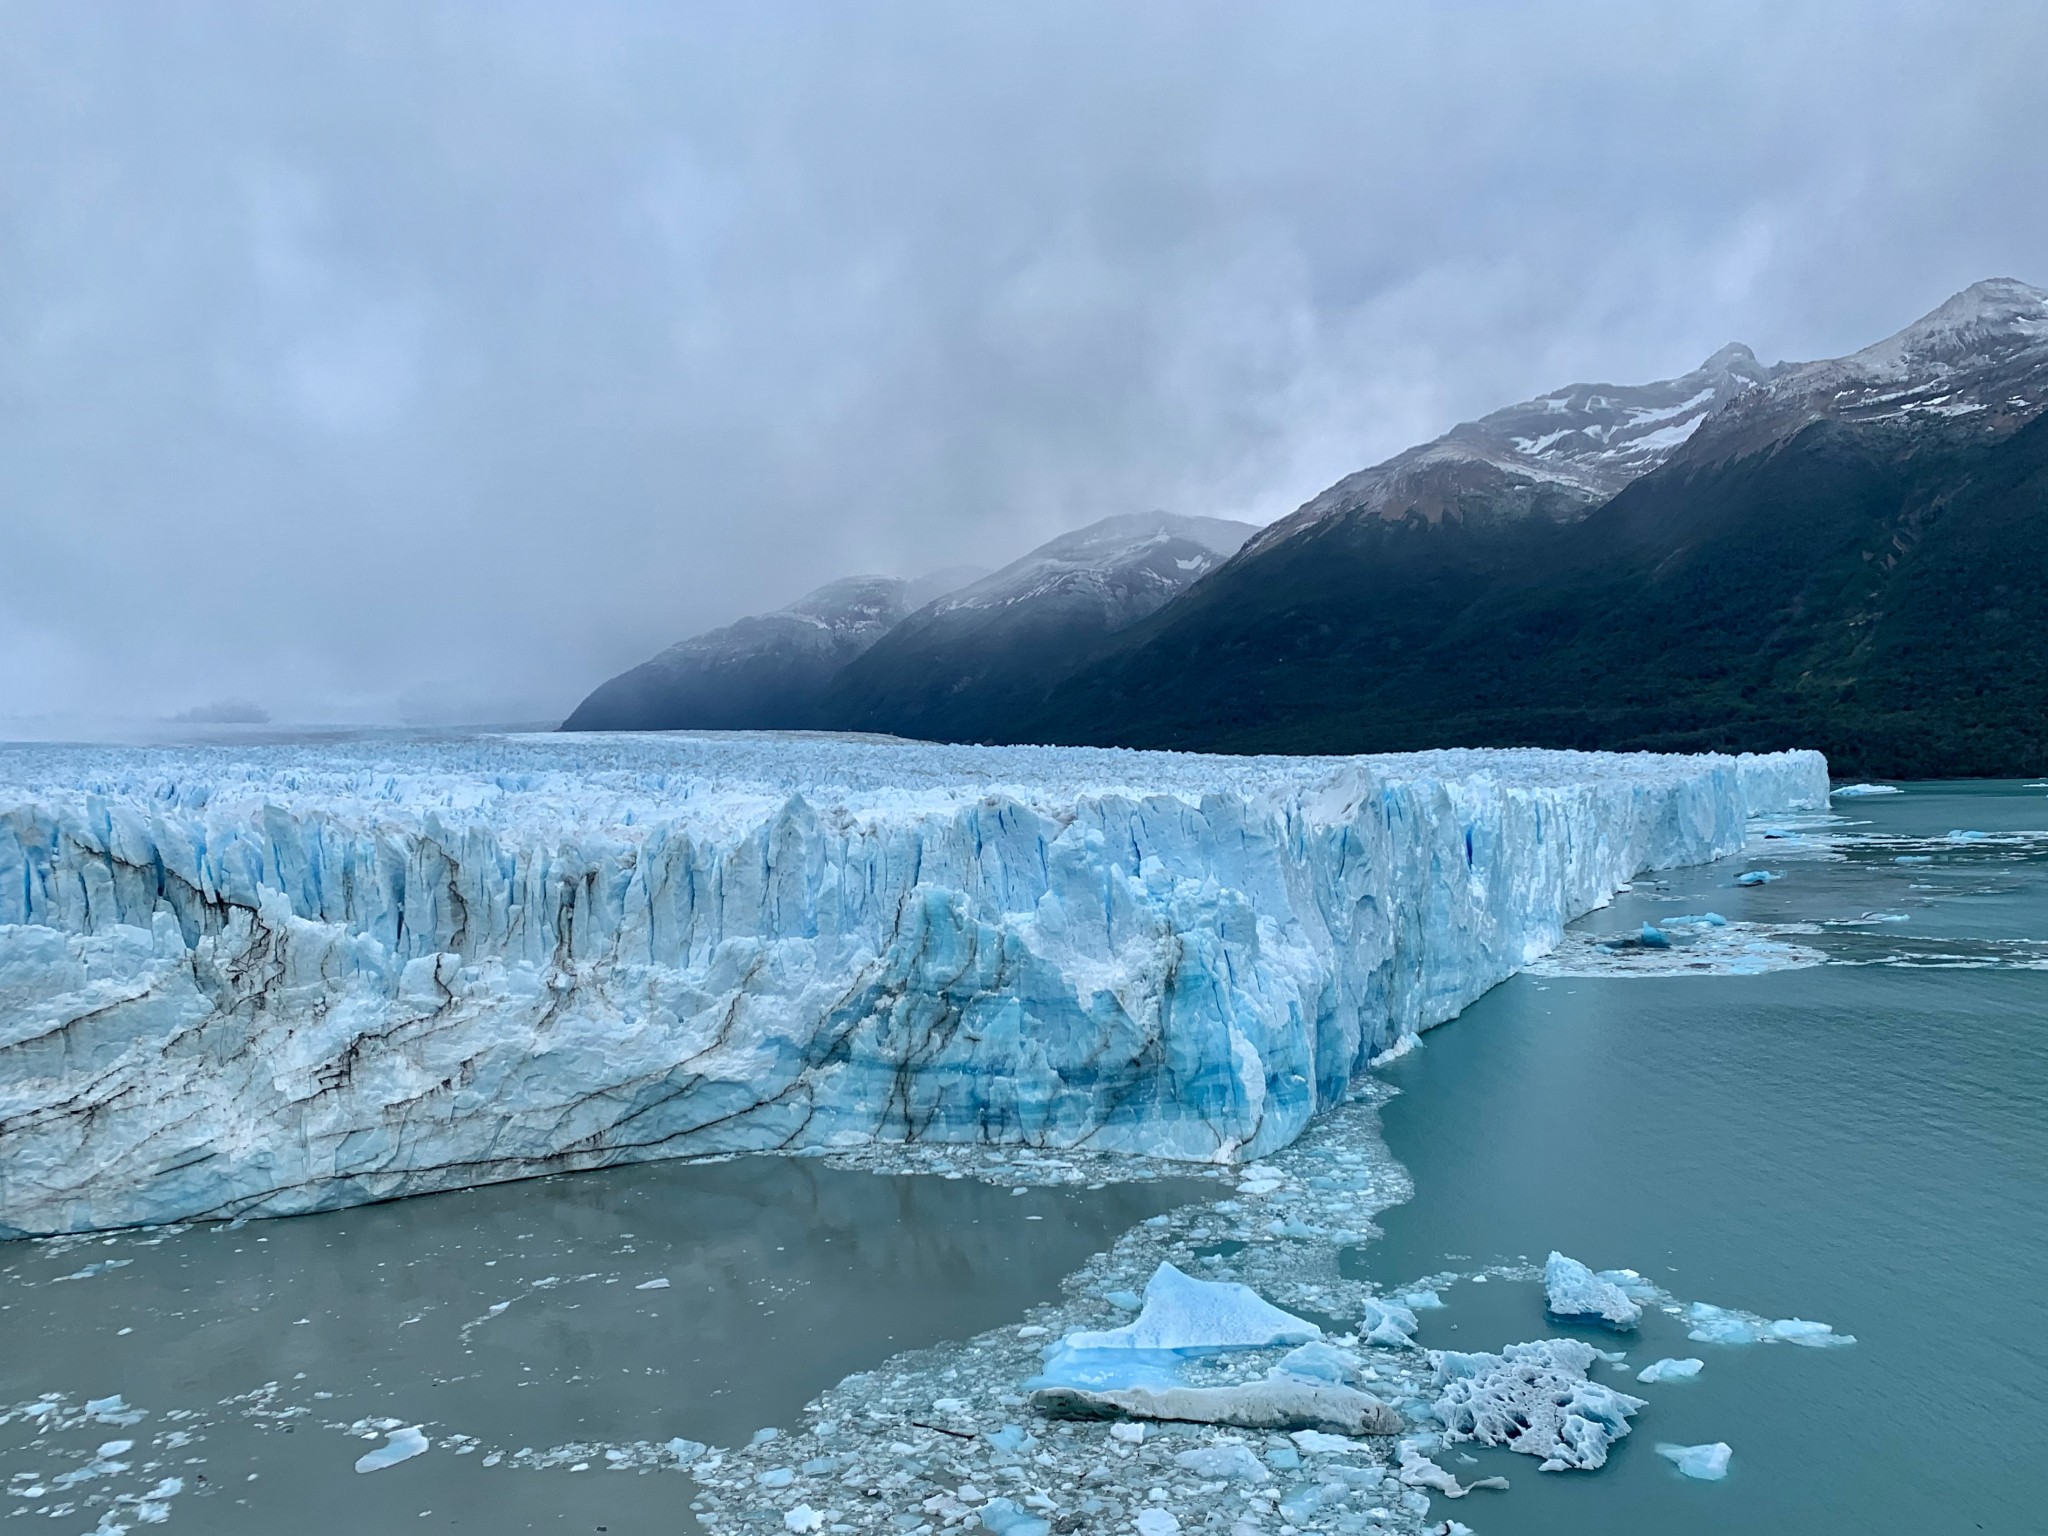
[979,1497,1052,1536]
[1103,1290,1143,1312]
[1396,1442,1509,1498]
[85,1395,146,1426]
[1657,1441,1732,1480]
[1274,1341,1369,1383]
[1174,1444,1271,1483]
[1684,1302,1853,1347]
[1397,1288,1445,1310]
[1894,855,1934,863]
[1028,1345,1185,1393]
[1135,1510,1180,1536]
[1946,830,1992,842]
[1360,1298,1421,1348]
[354,1426,429,1472]
[1735,870,1780,886]
[985,1425,1034,1454]
[635,1278,671,1290]
[1832,784,1901,797]
[1767,1318,1853,1347]
[1431,1340,1646,1471]
[1636,1357,1704,1383]
[1031,1378,1400,1437]
[1061,1263,1318,1352]
[1289,1430,1360,1454]
[1544,1253,1642,1330]
[783,1505,824,1532]
[665,1438,708,1463]
[1638,924,1672,949]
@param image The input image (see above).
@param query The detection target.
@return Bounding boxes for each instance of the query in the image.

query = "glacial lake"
[3,779,2042,1534]
[1358,779,2048,1532]
[0,1157,1200,1532]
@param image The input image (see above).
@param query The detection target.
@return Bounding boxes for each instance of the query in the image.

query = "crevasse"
[0,736,1826,1235]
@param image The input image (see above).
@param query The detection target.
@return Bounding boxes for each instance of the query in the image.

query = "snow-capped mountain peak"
[934,512,1255,616]
[1678,278,2048,461]
[1252,341,1780,547]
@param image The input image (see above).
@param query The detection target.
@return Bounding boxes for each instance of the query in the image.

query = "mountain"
[560,566,984,732]
[814,512,1256,741]
[1021,279,2048,778]
[1246,340,1782,548]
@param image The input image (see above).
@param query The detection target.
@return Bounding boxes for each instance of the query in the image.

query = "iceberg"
[1062,1263,1319,1352]
[1683,1302,1854,1347]
[1544,1252,1643,1330]
[1636,1357,1704,1383]
[1657,1441,1732,1480]
[0,736,1826,1234]
[354,1426,429,1473]
[1029,1378,1400,1437]
[1431,1340,1646,1471]
[1359,1296,1422,1347]
[1831,784,1901,797]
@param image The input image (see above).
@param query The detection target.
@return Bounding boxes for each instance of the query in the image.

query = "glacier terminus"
[0,735,1826,1236]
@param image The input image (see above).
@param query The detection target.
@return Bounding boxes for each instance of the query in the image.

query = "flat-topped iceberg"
[0,735,1825,1234]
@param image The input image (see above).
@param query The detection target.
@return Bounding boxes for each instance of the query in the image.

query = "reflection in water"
[0,1154,1203,1533]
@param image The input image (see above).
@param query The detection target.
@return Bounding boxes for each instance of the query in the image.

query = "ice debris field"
[1,736,1824,1236]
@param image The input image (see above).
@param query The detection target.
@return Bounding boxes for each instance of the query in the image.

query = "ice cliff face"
[0,737,1826,1235]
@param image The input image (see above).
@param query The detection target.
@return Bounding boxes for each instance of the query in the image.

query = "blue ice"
[1657,1441,1732,1480]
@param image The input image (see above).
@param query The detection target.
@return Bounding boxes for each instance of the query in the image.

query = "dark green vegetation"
[1020,413,2048,778]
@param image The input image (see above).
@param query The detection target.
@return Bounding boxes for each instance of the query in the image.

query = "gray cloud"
[3,1,2044,727]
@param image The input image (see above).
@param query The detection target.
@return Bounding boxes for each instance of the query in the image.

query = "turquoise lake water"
[1359,780,2048,1532]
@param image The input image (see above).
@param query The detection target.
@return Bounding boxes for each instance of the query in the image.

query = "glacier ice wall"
[0,736,1826,1235]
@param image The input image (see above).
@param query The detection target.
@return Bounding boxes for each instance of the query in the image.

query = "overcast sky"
[3,2,2044,728]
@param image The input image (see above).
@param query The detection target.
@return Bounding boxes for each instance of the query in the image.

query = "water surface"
[1,1155,1199,1532]
[1360,781,2048,1532]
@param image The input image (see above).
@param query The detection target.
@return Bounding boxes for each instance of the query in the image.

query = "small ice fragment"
[1734,871,1779,886]
[1173,1444,1270,1483]
[750,1427,781,1445]
[978,1497,1051,1536]
[1636,1358,1704,1383]
[1274,1341,1367,1383]
[1290,1430,1358,1454]
[354,1426,430,1473]
[1894,855,1933,864]
[1104,1291,1143,1312]
[1135,1509,1180,1536]
[1358,1298,1420,1348]
[1544,1252,1642,1329]
[1831,784,1900,797]
[97,1440,134,1456]
[1657,1441,1732,1480]
[784,1505,824,1532]
[1638,924,1671,949]
[757,1468,795,1488]
[1109,1422,1146,1444]
[1396,1288,1444,1310]
[666,1438,708,1463]
[635,1278,671,1290]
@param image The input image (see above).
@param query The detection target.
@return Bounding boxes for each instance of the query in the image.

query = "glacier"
[0,735,1826,1235]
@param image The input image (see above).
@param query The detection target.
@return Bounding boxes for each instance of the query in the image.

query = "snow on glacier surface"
[0,734,1826,1234]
